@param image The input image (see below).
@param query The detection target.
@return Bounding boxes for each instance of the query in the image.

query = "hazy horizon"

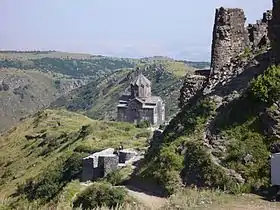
[1,0,272,61]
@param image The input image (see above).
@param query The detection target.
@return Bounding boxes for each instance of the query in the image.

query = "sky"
[1,0,272,61]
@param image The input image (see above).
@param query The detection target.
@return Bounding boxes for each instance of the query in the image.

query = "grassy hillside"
[0,68,64,132]
[0,51,137,79]
[51,60,195,121]
[0,109,150,208]
[136,49,277,196]
[0,51,209,132]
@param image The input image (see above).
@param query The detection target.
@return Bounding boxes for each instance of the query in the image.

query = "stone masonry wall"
[269,0,280,64]
[210,8,248,75]
[248,10,272,51]
[178,7,273,109]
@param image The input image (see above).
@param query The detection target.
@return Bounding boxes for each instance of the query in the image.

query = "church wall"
[139,108,154,124]
[126,100,142,124]
[117,107,127,122]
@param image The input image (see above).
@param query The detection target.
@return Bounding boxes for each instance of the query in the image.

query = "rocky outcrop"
[262,102,280,139]
[269,0,280,64]
[179,74,206,109]
[177,5,274,189]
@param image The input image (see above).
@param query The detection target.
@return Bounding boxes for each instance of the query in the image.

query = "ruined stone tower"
[270,0,280,64]
[210,8,248,74]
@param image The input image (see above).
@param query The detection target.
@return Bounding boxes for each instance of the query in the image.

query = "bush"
[74,144,100,154]
[73,182,127,209]
[105,170,125,186]
[136,120,150,128]
[250,65,280,104]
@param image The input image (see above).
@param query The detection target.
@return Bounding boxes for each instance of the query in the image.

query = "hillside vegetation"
[0,109,150,209]
[0,51,137,79]
[0,51,209,132]
[137,49,279,196]
[51,61,195,121]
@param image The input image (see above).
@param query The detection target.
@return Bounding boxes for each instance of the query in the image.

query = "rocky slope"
[138,3,280,195]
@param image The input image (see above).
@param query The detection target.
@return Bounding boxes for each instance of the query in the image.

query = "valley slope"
[0,51,209,132]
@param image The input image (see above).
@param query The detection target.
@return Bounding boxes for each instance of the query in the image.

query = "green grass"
[0,109,150,208]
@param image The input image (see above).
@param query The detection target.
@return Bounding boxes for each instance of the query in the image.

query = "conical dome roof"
[131,73,151,86]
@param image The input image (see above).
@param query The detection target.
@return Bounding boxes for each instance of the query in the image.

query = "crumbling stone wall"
[210,7,248,75]
[248,10,272,51]
[179,74,206,109]
[269,0,280,64]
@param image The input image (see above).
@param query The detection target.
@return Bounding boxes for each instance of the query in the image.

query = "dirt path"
[124,185,167,210]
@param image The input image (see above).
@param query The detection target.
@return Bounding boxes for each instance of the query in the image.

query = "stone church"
[117,73,165,126]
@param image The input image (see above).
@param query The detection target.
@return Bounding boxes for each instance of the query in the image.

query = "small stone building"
[117,73,165,126]
[81,148,138,182]
[82,148,119,181]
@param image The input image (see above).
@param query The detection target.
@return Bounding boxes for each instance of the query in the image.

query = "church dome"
[130,73,151,86]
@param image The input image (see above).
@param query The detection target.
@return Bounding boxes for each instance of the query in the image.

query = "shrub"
[136,120,150,128]
[74,144,100,154]
[105,170,125,186]
[62,152,87,181]
[250,65,280,104]
[73,182,127,209]
[240,47,251,59]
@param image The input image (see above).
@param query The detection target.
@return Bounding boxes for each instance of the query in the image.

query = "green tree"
[250,65,280,104]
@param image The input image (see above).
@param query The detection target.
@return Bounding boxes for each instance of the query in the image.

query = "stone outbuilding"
[81,148,138,182]
[82,148,119,181]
